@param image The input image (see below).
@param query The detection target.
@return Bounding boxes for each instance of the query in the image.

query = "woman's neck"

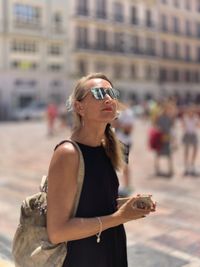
[71,125,106,147]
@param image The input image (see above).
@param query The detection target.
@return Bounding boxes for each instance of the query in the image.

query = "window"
[14,4,40,24]
[196,22,200,37]
[96,0,106,19]
[159,68,168,82]
[173,0,179,8]
[185,45,191,61]
[161,14,168,31]
[146,10,153,27]
[146,38,156,56]
[173,43,180,59]
[77,60,87,75]
[12,40,37,53]
[49,45,62,55]
[185,0,191,10]
[162,41,169,57]
[197,0,200,12]
[114,32,124,52]
[75,27,89,48]
[130,6,138,25]
[113,2,124,22]
[173,17,180,33]
[185,20,192,36]
[131,35,140,53]
[184,70,192,82]
[172,69,180,81]
[196,47,200,62]
[194,71,200,82]
[11,60,38,70]
[145,65,153,80]
[130,65,137,78]
[48,64,62,72]
[95,30,107,50]
[53,13,63,31]
[76,0,88,16]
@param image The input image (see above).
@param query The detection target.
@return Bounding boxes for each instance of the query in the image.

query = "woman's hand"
[116,194,156,223]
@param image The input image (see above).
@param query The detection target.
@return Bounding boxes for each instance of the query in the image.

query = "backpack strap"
[40,139,85,217]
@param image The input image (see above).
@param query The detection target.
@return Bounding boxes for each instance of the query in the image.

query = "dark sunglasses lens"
[91,88,119,100]
[107,88,119,99]
[91,88,105,99]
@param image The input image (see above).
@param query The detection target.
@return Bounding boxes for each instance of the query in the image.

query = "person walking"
[182,105,200,176]
[153,100,177,177]
[47,73,156,267]
[46,101,58,136]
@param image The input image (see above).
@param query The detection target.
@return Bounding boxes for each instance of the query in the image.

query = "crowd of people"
[146,99,200,178]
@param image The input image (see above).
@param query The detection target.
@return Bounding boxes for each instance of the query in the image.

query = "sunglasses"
[90,87,120,100]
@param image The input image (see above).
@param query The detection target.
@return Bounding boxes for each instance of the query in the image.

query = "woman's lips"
[102,107,113,111]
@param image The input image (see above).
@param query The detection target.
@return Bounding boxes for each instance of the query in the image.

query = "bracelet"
[96,217,102,243]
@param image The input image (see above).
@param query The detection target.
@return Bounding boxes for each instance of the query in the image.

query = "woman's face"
[76,78,118,124]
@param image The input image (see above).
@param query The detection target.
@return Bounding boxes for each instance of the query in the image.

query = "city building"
[0,0,68,119]
[158,0,200,102]
[67,0,159,102]
[1,0,200,119]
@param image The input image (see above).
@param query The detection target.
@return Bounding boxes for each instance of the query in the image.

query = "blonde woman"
[47,73,156,267]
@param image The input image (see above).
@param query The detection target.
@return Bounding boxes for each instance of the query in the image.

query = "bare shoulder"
[52,142,79,164]
[48,141,80,184]
[47,142,81,226]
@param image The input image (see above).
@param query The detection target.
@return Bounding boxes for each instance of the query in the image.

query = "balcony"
[13,19,42,32]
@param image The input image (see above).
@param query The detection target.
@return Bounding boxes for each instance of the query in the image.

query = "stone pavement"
[0,119,200,267]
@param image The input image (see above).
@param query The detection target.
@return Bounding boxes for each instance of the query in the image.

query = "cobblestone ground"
[0,119,200,267]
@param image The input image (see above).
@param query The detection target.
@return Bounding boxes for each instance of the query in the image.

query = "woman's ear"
[74,101,84,116]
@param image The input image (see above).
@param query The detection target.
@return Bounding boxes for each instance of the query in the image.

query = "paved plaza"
[0,119,200,267]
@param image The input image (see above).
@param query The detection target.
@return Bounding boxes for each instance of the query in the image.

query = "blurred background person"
[46,101,58,136]
[114,103,135,197]
[152,100,177,178]
[181,105,200,176]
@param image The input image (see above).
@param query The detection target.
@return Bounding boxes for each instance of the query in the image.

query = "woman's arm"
[47,143,154,244]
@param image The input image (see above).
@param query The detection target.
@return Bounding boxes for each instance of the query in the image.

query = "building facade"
[158,0,200,101]
[68,0,200,102]
[1,0,200,119]
[0,0,68,119]
[67,0,159,102]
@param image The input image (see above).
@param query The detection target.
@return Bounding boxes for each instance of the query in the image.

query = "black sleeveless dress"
[62,142,128,267]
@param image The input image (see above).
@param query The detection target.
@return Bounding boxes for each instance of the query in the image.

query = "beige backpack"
[12,140,84,267]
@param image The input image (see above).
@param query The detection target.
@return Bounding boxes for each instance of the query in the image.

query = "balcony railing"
[13,19,42,31]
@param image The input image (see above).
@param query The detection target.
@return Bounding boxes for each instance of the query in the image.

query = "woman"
[153,100,177,177]
[47,73,156,267]
[182,105,199,176]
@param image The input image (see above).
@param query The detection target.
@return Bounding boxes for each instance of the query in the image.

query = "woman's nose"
[104,93,113,102]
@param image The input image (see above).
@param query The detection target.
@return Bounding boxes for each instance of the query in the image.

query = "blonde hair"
[67,73,123,170]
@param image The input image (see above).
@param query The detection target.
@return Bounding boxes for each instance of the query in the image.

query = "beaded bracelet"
[96,217,102,243]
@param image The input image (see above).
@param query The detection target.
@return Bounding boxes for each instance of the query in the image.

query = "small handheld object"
[133,194,154,210]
